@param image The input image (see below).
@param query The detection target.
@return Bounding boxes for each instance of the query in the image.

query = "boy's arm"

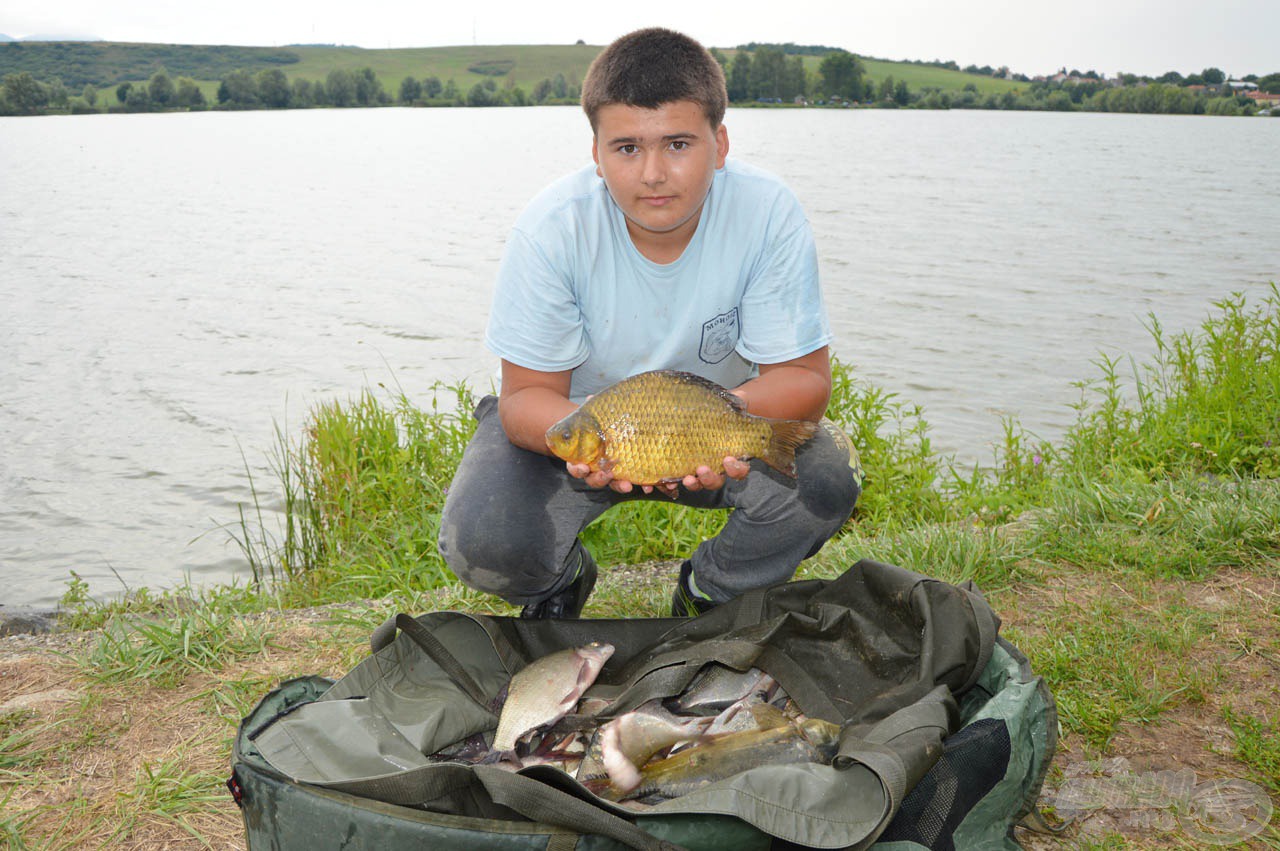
[496,360,577,455]
[731,346,831,422]
[498,359,656,493]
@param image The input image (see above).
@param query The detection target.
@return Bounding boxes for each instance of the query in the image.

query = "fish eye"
[561,429,573,441]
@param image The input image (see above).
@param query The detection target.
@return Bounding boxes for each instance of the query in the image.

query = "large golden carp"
[545,370,818,485]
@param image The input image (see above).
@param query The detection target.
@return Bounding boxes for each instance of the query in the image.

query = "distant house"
[1226,80,1258,90]
[1245,91,1280,104]
[1048,72,1102,85]
[1186,83,1230,95]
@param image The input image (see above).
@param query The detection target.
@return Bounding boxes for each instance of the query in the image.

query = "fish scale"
[546,370,817,485]
[602,384,766,479]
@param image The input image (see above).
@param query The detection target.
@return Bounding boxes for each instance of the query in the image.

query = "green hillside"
[0,39,1022,100]
[287,44,601,92]
[857,57,1023,95]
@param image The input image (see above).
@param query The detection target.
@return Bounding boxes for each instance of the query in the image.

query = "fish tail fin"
[760,419,819,477]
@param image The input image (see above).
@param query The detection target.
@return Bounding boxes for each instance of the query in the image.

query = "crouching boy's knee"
[797,431,862,530]
[437,520,560,603]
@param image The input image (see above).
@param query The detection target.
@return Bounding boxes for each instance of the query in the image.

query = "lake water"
[2,107,1277,608]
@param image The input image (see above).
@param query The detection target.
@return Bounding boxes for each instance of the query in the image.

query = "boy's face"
[591,100,729,256]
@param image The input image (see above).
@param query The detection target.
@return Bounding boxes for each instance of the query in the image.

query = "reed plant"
[1059,283,1280,479]
[232,381,478,603]
[826,360,953,526]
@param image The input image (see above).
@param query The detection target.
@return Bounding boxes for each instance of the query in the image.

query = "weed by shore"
[3,285,1278,848]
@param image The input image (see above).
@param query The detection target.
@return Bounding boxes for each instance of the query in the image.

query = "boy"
[438,27,860,618]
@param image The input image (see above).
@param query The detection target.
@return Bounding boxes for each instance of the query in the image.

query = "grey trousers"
[437,395,861,607]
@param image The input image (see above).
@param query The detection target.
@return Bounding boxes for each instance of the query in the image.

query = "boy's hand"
[680,457,751,492]
[566,462,621,490]
[566,463,660,494]
[566,457,749,495]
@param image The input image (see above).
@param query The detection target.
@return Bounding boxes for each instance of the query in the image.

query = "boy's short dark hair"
[582,28,728,132]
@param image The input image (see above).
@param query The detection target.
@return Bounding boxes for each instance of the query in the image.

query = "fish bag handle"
[371,613,493,711]
[473,765,686,851]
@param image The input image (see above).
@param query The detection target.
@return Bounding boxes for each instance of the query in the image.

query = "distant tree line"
[910,79,1271,116]
[0,64,588,114]
[711,46,869,104]
[207,65,581,109]
[733,42,844,57]
[3,45,1277,117]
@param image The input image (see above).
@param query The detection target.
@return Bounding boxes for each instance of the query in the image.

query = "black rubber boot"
[520,551,597,619]
[670,560,717,618]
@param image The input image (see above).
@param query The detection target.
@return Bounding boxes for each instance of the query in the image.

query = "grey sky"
[2,0,1276,78]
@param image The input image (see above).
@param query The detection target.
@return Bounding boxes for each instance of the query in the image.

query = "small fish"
[592,710,712,795]
[702,701,759,736]
[491,642,614,754]
[666,665,777,716]
[580,700,686,781]
[586,713,840,803]
[545,370,818,486]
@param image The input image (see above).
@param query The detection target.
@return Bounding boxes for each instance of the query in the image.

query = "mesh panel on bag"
[877,718,1012,850]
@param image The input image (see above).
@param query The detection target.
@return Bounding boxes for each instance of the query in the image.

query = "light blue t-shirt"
[484,158,831,402]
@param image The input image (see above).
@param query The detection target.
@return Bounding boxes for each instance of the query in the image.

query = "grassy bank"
[3,286,1279,848]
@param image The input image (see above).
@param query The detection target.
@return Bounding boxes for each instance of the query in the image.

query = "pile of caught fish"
[427,642,840,807]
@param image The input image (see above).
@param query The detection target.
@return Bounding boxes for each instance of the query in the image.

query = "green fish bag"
[228,560,1056,850]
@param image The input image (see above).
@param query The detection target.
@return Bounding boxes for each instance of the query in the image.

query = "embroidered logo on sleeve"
[699,309,740,364]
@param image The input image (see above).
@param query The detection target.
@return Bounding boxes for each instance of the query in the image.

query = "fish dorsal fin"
[654,370,746,411]
[749,703,790,730]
